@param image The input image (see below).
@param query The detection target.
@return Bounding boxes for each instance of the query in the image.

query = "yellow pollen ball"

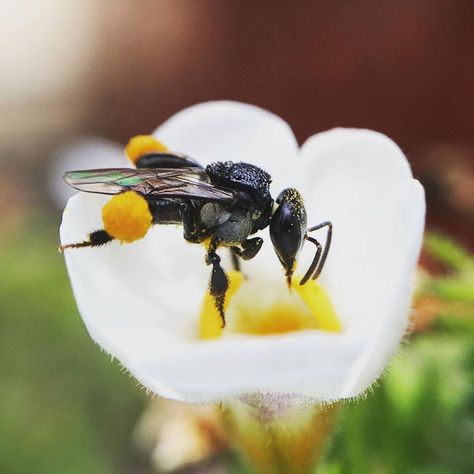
[102,191,152,243]
[125,135,169,164]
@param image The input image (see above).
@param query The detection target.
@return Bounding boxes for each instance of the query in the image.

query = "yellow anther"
[292,278,342,332]
[102,191,152,243]
[199,271,244,339]
[199,272,341,339]
[125,135,169,164]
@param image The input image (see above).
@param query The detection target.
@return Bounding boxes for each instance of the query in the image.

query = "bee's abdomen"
[148,199,183,225]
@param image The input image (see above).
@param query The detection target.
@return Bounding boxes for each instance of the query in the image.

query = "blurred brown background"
[1,2,474,473]
[1,0,473,243]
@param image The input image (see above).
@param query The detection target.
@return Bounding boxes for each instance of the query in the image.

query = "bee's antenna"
[307,221,332,281]
[299,236,322,286]
[299,221,333,285]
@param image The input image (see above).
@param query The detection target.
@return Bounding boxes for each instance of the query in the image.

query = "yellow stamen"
[199,271,244,339]
[125,135,169,164]
[198,272,341,340]
[291,278,342,332]
[102,191,152,243]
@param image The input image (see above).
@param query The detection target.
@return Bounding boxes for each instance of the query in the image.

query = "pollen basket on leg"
[199,271,244,339]
[102,191,152,243]
[125,135,169,164]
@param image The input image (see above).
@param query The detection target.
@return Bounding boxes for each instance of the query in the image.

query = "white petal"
[128,180,424,402]
[49,137,127,207]
[60,192,209,397]
[296,128,413,285]
[298,128,411,224]
[335,179,425,396]
[131,331,365,402]
[154,101,301,193]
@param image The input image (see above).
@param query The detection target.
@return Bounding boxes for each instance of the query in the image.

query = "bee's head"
[270,188,307,286]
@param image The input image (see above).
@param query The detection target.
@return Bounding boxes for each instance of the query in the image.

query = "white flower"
[60,101,425,403]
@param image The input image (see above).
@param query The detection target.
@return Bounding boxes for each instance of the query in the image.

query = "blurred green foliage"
[322,334,474,474]
[320,232,474,474]
[424,233,474,304]
[0,215,146,474]
[1,219,473,473]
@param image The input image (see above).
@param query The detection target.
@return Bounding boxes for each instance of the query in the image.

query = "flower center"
[199,272,341,340]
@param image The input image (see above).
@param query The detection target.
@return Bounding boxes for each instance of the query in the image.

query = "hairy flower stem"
[220,396,339,474]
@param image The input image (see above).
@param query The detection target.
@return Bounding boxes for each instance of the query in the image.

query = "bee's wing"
[64,168,236,202]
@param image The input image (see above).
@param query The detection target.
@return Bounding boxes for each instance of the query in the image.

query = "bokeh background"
[1,1,473,473]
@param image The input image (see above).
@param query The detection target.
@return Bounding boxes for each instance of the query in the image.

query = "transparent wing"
[64,168,236,202]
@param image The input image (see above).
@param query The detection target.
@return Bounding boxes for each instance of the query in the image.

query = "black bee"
[61,150,332,326]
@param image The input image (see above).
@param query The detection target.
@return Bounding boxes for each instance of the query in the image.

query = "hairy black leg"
[206,244,229,327]
[230,236,264,272]
[180,202,208,243]
[60,230,113,252]
[230,237,263,262]
[180,202,197,241]
[240,237,264,260]
[307,221,332,280]
[230,251,241,272]
[299,236,322,285]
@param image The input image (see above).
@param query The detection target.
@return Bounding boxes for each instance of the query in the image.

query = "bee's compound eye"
[270,188,307,276]
[270,206,295,267]
[275,190,286,204]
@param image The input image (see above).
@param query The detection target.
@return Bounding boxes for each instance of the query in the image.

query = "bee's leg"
[60,230,114,252]
[180,202,208,243]
[230,237,263,261]
[240,237,264,260]
[230,250,241,272]
[307,221,332,280]
[180,202,196,241]
[229,237,263,272]
[205,245,229,328]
